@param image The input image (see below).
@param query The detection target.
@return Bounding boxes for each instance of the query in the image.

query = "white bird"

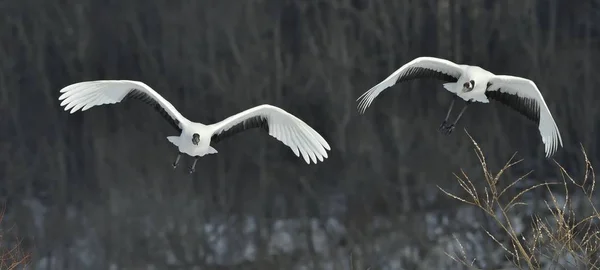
[357,56,563,157]
[58,80,331,173]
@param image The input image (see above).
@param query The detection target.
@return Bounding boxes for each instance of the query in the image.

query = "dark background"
[0,0,599,269]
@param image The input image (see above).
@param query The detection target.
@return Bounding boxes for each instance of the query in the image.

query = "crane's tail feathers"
[194,146,218,157]
[442,83,456,93]
[167,136,180,147]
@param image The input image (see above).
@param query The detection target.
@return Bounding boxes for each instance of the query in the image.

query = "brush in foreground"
[58,80,331,173]
[440,133,599,269]
[357,56,563,158]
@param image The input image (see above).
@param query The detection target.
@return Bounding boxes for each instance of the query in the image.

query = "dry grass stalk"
[0,206,30,270]
[439,131,600,269]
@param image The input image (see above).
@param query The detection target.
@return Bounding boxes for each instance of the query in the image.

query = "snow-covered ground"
[4,184,599,270]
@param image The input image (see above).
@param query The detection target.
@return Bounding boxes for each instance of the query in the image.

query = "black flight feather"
[485,89,541,125]
[397,67,459,83]
[124,89,182,132]
[211,116,269,144]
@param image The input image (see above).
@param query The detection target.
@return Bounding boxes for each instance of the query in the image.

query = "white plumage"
[357,56,563,157]
[58,80,331,173]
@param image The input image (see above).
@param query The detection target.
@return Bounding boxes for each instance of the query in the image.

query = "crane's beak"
[192,133,200,145]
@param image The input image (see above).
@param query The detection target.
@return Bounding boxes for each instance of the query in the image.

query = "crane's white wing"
[58,80,188,132]
[485,75,563,157]
[209,104,331,164]
[357,56,464,113]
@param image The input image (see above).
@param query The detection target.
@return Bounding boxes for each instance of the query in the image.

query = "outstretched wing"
[58,80,188,132]
[357,56,463,113]
[209,104,331,164]
[485,75,563,157]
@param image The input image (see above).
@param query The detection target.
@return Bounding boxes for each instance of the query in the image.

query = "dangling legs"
[440,101,471,135]
[172,153,182,168]
[438,96,457,133]
[453,102,470,125]
[189,156,199,174]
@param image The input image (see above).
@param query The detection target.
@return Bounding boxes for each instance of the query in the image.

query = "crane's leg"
[438,96,457,133]
[172,153,182,168]
[189,157,199,174]
[440,101,471,135]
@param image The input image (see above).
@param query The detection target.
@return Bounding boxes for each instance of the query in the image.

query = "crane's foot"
[438,121,455,135]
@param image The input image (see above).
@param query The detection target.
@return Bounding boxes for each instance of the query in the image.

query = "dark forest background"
[1,0,599,269]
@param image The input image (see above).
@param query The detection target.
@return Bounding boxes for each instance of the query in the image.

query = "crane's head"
[462,80,475,92]
[192,133,200,145]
